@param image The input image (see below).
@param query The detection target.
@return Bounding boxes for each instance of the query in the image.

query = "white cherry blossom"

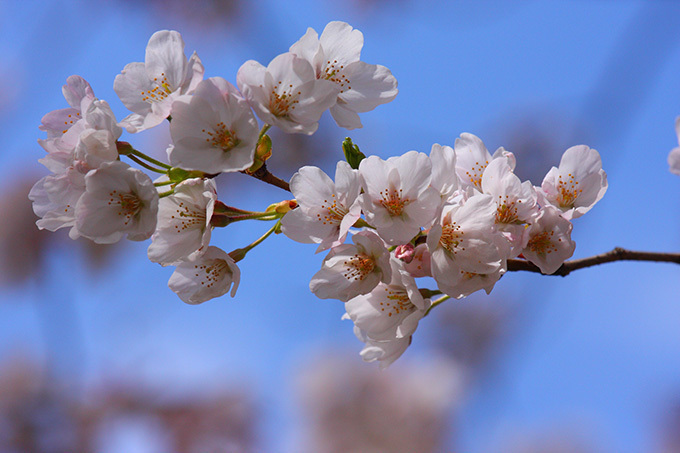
[352,325,412,369]
[539,145,607,220]
[237,52,340,135]
[281,161,362,252]
[310,230,391,302]
[147,178,217,266]
[75,161,158,244]
[168,77,259,173]
[39,75,95,139]
[454,133,514,192]
[289,21,398,130]
[344,258,430,342]
[358,151,440,245]
[168,246,240,304]
[481,157,539,254]
[114,30,204,132]
[520,205,575,275]
[427,193,506,298]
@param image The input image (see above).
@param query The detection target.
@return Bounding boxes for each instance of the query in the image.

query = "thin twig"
[243,163,291,192]
[508,247,680,277]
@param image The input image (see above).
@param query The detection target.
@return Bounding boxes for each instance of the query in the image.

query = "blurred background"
[1,0,680,451]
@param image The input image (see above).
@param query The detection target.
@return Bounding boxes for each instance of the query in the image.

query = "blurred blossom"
[429,297,509,371]
[114,0,245,30]
[0,353,257,452]
[297,353,465,453]
[0,175,51,286]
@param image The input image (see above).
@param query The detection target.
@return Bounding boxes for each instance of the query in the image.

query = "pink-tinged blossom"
[289,21,398,130]
[520,206,575,275]
[539,145,607,220]
[168,246,240,304]
[236,52,340,135]
[358,151,440,245]
[147,178,217,266]
[310,230,391,302]
[403,243,432,278]
[75,161,158,244]
[30,101,122,238]
[39,75,95,139]
[668,116,680,176]
[454,133,514,192]
[168,77,259,173]
[114,30,204,133]
[481,157,539,254]
[344,258,430,342]
[281,161,362,252]
[427,193,506,298]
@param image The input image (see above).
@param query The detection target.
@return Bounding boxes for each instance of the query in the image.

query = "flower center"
[378,188,410,217]
[109,190,143,225]
[317,194,348,225]
[528,231,557,256]
[269,81,301,118]
[343,253,375,282]
[378,287,413,318]
[439,221,463,254]
[195,259,230,288]
[556,173,582,208]
[322,59,352,94]
[170,200,207,233]
[141,72,173,104]
[203,122,240,151]
[463,159,489,190]
[495,196,522,224]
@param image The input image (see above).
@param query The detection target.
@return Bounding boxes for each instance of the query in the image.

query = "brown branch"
[242,163,290,192]
[507,247,680,277]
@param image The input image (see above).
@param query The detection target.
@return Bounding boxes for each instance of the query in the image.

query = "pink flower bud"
[394,243,415,263]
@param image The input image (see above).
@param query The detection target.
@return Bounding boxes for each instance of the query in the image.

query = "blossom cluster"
[30,22,397,306]
[30,22,608,366]
[282,136,607,366]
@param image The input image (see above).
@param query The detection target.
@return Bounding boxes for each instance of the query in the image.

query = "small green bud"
[247,134,273,174]
[342,137,366,169]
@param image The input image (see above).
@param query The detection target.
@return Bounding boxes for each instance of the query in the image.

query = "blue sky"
[2,0,680,451]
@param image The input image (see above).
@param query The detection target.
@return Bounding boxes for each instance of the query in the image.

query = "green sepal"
[342,137,366,169]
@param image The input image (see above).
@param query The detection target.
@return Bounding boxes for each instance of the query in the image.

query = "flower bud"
[246,134,272,174]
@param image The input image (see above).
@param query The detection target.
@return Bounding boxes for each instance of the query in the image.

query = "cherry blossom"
[343,258,430,342]
[281,161,362,252]
[352,325,412,369]
[454,133,514,192]
[520,205,576,275]
[147,178,217,266]
[114,30,204,132]
[75,161,159,244]
[168,77,259,173]
[289,21,398,130]
[358,151,440,245]
[39,75,95,139]
[237,52,339,135]
[427,193,506,298]
[168,246,240,304]
[539,145,608,220]
[480,157,539,254]
[310,230,391,302]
